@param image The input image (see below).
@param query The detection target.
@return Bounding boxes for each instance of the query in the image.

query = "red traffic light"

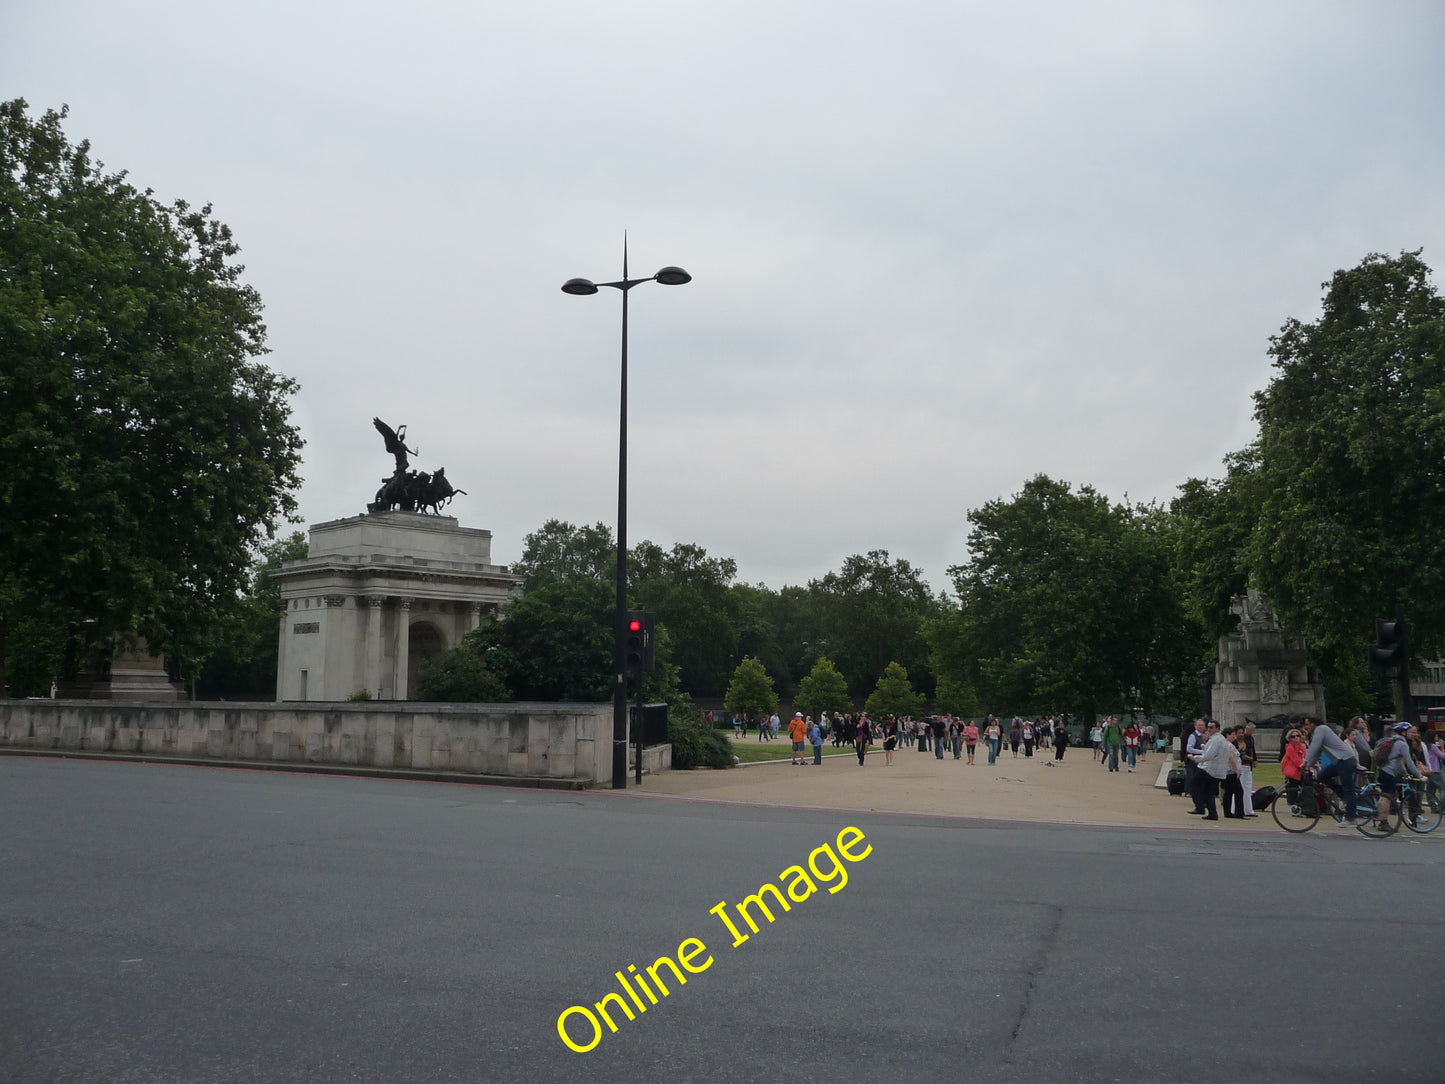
[628,619,643,632]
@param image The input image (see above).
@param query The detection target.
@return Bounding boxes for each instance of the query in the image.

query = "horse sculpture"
[365,418,468,515]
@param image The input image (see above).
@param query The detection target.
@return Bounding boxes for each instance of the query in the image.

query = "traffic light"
[625,611,656,672]
[1369,614,1407,670]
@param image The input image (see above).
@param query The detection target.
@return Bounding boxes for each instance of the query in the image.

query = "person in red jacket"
[1280,727,1307,807]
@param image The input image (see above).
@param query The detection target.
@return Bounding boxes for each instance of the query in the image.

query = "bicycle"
[1365,773,1442,835]
[1269,772,1397,837]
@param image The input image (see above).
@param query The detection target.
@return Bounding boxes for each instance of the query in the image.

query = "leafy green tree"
[630,540,739,698]
[932,674,979,718]
[727,583,793,689]
[511,519,615,589]
[794,656,852,719]
[723,657,778,722]
[1,613,65,698]
[1170,466,1258,644]
[195,531,308,699]
[412,630,509,702]
[938,475,1196,723]
[864,661,926,718]
[0,100,303,694]
[810,550,937,698]
[488,577,614,701]
[1247,251,1445,664]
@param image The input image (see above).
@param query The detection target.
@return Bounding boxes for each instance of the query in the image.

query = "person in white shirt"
[1193,721,1240,821]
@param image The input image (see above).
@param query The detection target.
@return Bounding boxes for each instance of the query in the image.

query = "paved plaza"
[639,742,1295,832]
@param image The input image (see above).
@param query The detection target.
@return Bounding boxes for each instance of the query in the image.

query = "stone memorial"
[271,418,521,701]
[1211,589,1327,740]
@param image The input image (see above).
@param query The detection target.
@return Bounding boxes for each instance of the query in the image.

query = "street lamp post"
[563,242,690,789]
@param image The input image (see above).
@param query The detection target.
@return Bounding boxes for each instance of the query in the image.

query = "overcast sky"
[8,2,1444,592]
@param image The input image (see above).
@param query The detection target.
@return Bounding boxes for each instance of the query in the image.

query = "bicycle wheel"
[1271,790,1320,833]
[1354,792,1400,838]
[1401,790,1442,834]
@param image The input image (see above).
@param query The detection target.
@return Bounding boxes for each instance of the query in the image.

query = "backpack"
[1373,737,1402,773]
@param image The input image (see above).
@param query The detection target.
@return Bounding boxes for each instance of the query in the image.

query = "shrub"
[668,713,734,770]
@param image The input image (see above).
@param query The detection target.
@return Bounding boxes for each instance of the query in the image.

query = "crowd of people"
[725,706,1445,834]
[1274,714,1444,829]
[731,711,1089,768]
[1180,713,1445,828]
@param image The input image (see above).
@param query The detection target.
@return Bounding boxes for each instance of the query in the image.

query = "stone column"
[364,596,385,697]
[394,597,413,701]
[275,605,290,701]
[466,601,483,634]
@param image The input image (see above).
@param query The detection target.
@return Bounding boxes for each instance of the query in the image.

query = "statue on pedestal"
[367,418,467,515]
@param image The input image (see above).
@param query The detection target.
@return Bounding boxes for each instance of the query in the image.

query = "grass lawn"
[725,735,852,763]
[1253,762,1285,788]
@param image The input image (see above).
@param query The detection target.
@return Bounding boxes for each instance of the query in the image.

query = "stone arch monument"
[272,418,521,702]
[272,512,521,702]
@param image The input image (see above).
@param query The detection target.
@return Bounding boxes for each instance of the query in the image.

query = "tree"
[630,540,739,697]
[412,627,509,702]
[727,582,794,690]
[794,656,852,719]
[1247,251,1445,666]
[194,531,308,699]
[488,577,614,702]
[864,661,925,719]
[1170,465,1257,645]
[810,551,937,698]
[723,657,778,722]
[932,675,979,718]
[0,101,303,694]
[937,475,1196,723]
[511,519,615,589]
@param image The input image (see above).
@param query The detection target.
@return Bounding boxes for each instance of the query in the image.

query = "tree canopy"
[864,661,926,719]
[194,531,308,699]
[810,550,937,698]
[937,475,1197,722]
[1247,251,1445,661]
[723,657,778,720]
[0,100,303,691]
[794,656,852,719]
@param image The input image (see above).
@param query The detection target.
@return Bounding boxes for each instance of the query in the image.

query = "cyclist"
[1376,722,1430,828]
[1301,716,1358,824]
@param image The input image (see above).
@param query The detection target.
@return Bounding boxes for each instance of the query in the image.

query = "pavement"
[634,740,1300,831]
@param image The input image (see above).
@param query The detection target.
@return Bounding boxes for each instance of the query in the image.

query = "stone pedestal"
[1212,590,1326,737]
[271,512,521,702]
[56,638,187,701]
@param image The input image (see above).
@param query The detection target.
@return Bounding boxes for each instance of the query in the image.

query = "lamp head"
[653,266,691,286]
[561,278,599,295]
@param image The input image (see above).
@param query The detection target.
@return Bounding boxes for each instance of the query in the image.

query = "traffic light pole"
[1370,604,1415,725]
[612,264,631,791]
[1391,604,1415,725]
[560,243,691,791]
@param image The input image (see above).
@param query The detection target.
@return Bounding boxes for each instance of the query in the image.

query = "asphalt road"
[3,757,1441,1084]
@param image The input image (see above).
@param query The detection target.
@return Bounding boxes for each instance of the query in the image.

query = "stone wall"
[0,700,615,786]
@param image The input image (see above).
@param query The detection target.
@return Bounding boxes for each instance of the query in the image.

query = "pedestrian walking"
[1102,716,1124,772]
[854,717,871,766]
